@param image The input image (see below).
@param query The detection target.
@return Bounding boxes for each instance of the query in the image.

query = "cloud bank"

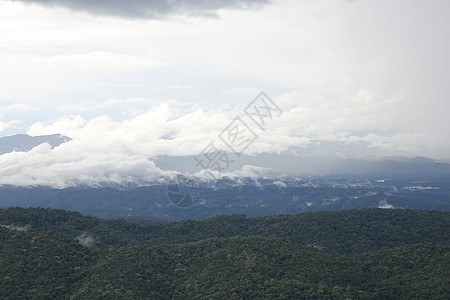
[1,97,449,188]
[12,0,270,18]
[0,102,289,187]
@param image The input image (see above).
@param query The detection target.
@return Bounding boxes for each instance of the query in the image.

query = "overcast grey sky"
[0,0,449,186]
[12,0,270,18]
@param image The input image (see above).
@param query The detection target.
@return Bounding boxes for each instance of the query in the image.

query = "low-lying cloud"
[1,98,449,188]
[0,224,31,232]
[0,103,291,187]
[76,233,96,248]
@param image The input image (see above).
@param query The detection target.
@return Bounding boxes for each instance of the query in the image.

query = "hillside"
[0,208,449,299]
[72,238,448,299]
[1,207,448,253]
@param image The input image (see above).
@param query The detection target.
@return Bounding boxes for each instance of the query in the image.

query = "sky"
[0,0,449,186]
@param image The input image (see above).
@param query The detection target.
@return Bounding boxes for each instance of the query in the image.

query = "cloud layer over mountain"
[1,99,448,187]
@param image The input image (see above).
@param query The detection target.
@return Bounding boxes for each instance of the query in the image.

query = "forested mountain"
[0,208,449,298]
[1,207,449,253]
[72,239,448,299]
[0,228,94,298]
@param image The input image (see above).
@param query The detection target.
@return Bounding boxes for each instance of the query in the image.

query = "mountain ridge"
[0,133,70,154]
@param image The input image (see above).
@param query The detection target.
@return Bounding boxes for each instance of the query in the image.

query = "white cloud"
[76,233,95,248]
[0,142,169,188]
[0,103,277,187]
[0,118,24,133]
[0,224,30,232]
[378,199,395,209]
[272,180,286,188]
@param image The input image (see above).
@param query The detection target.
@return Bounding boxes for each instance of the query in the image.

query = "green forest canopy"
[0,207,449,299]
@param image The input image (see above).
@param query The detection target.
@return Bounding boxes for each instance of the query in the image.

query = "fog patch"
[76,233,96,248]
[378,199,395,209]
[0,224,30,232]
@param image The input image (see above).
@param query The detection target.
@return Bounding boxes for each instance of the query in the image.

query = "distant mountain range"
[1,174,449,220]
[0,134,449,219]
[0,134,70,154]
[155,153,450,177]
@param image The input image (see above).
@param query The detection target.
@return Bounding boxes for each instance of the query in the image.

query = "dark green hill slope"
[1,207,448,253]
[72,238,449,299]
[0,227,95,299]
[0,208,448,299]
